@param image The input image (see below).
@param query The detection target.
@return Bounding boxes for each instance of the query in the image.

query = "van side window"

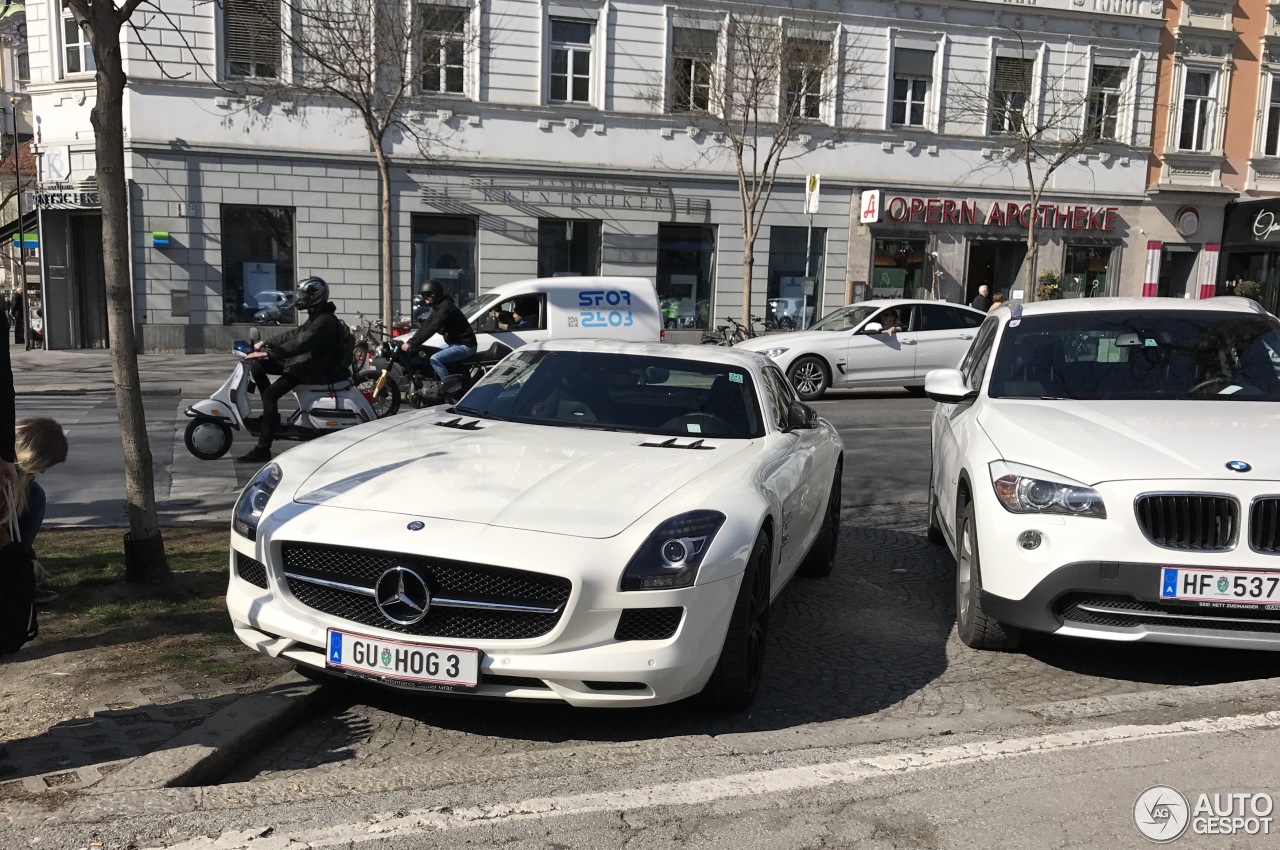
[479,294,548,332]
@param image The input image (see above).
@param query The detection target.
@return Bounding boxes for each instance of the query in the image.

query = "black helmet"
[419,279,446,303]
[295,276,329,310]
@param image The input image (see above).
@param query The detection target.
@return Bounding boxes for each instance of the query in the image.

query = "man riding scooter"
[237,276,343,463]
[400,280,477,382]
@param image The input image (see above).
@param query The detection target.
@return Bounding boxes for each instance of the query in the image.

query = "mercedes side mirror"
[924,369,977,404]
[861,322,883,335]
[786,400,819,431]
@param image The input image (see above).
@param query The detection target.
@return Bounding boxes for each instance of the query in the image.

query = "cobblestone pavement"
[228,502,1280,784]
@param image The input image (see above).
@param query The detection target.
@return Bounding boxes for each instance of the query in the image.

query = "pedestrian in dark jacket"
[9,291,23,345]
[0,307,15,489]
[402,280,477,380]
[236,277,342,463]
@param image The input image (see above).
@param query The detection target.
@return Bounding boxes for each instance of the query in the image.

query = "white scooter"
[183,330,378,460]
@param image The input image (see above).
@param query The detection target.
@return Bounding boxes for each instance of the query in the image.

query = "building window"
[222,206,295,326]
[1264,75,1280,156]
[657,224,715,330]
[784,38,827,121]
[872,238,927,299]
[990,56,1033,135]
[1086,64,1126,142]
[1178,70,1216,152]
[672,27,715,113]
[16,51,29,82]
[766,226,824,330]
[421,6,468,95]
[538,219,601,277]
[891,48,933,128]
[412,215,476,314]
[549,19,592,104]
[225,0,281,79]
[63,3,94,75]
[1062,245,1113,298]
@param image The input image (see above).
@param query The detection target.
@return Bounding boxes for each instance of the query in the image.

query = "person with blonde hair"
[7,417,68,602]
[988,292,1005,312]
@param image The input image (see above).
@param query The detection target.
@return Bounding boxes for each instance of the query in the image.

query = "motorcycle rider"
[236,276,343,463]
[400,280,477,381]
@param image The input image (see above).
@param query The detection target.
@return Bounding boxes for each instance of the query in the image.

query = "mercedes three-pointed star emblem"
[374,567,432,625]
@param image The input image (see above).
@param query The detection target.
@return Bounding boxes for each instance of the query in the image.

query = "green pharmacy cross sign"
[11,232,36,249]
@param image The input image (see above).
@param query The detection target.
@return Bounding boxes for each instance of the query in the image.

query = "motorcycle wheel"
[357,373,401,417]
[184,419,233,460]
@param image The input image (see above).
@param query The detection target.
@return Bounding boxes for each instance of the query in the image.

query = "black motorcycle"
[358,340,510,417]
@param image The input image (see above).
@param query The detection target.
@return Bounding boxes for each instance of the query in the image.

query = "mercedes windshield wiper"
[451,406,508,421]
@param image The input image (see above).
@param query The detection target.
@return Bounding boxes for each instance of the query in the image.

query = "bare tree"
[230,0,477,326]
[64,0,170,580]
[945,31,1148,299]
[643,7,859,326]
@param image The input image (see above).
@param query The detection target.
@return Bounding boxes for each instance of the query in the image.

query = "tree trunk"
[87,6,169,581]
[374,145,393,328]
[1025,202,1039,302]
[740,203,755,328]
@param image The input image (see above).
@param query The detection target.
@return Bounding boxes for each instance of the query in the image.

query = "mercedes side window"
[961,317,999,391]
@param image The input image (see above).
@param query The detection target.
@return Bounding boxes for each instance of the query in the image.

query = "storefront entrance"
[1157,247,1196,299]
[70,214,108,349]
[966,241,1026,303]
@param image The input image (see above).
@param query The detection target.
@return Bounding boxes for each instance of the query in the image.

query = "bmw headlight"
[620,510,726,591]
[233,463,282,540]
[989,461,1105,519]
[761,347,789,359]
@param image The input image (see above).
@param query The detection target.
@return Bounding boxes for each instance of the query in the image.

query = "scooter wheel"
[185,418,233,460]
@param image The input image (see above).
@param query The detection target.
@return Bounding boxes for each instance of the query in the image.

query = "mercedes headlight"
[233,463,282,540]
[989,461,1105,518]
[620,510,726,590]
[761,347,789,359]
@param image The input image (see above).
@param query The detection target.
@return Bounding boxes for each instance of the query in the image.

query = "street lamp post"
[9,96,28,349]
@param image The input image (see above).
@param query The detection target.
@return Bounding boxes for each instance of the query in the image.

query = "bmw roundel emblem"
[407,521,425,531]
[1226,461,1252,473]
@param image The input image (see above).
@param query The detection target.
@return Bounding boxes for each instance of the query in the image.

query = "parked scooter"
[183,329,378,460]
[358,341,507,416]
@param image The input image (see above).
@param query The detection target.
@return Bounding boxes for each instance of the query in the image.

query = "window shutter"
[895,48,933,77]
[226,0,282,71]
[994,56,1032,94]
[674,27,716,56]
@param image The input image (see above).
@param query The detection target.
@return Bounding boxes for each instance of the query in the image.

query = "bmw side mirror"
[861,322,883,335]
[924,369,977,404]
[786,400,819,431]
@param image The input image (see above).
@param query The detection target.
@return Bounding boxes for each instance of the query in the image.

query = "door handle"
[959,334,974,340]
[902,338,917,345]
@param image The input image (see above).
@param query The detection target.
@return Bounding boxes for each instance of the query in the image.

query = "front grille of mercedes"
[280,543,572,640]
[1134,494,1238,552]
[1059,594,1280,633]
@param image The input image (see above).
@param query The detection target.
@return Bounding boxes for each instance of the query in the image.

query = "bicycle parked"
[700,315,765,346]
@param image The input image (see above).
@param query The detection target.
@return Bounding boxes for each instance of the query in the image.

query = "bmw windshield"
[455,350,767,438]
[989,310,1280,401]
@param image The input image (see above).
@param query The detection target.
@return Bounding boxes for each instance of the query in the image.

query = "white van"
[419,276,663,359]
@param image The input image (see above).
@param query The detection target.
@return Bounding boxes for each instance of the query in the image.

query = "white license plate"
[1159,568,1280,605]
[326,629,480,691]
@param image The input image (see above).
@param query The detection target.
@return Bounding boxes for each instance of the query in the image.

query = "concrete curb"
[89,671,330,794]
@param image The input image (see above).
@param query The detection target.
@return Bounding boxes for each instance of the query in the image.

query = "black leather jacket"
[407,296,477,350]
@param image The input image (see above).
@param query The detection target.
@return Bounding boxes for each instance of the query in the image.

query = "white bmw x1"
[926,296,1280,652]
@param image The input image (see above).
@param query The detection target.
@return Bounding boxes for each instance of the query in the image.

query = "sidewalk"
[9,345,233,396]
